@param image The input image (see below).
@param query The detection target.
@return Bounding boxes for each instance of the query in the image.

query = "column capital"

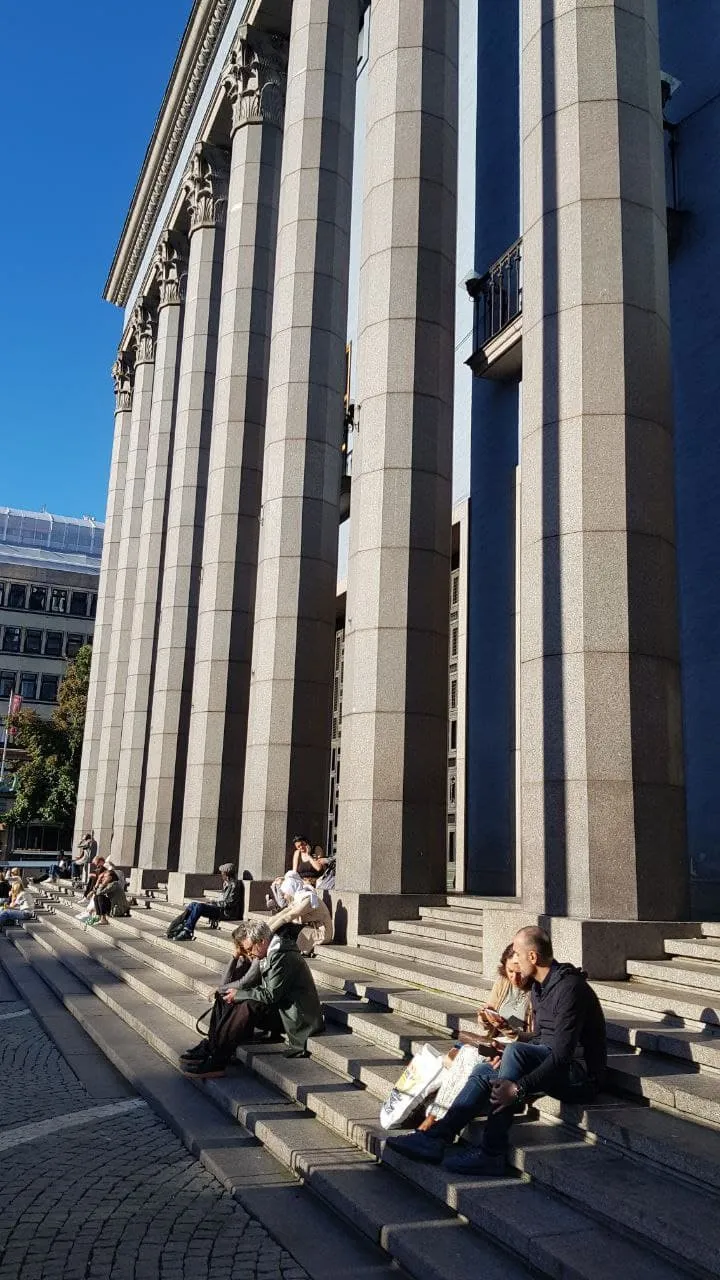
[153,229,188,306]
[111,352,134,413]
[131,297,156,364]
[222,26,288,134]
[182,142,230,233]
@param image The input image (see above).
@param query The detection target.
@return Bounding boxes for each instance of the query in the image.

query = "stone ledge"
[481,906,701,980]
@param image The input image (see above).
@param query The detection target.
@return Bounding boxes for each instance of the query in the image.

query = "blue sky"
[0,1,193,522]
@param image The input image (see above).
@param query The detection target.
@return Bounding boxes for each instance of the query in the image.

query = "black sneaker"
[180,1040,210,1062]
[181,1057,227,1079]
[283,1046,310,1059]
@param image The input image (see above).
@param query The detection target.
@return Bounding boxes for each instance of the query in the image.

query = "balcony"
[465,238,523,381]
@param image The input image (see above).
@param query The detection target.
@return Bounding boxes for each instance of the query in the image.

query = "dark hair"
[231,924,249,944]
[497,942,515,977]
[517,925,553,966]
[291,834,309,846]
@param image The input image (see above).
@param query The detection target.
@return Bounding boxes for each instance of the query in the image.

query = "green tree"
[5,644,92,828]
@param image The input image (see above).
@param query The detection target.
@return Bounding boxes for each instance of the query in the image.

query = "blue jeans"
[433,1041,596,1155]
[183,902,222,934]
[0,908,33,927]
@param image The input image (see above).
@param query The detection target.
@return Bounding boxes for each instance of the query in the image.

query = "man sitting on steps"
[181,920,324,1077]
[385,925,607,1175]
[174,864,244,940]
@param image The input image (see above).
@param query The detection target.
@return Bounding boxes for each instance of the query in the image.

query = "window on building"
[7,583,27,609]
[19,673,37,700]
[28,585,47,611]
[0,672,15,698]
[39,674,60,703]
[69,591,89,617]
[24,629,43,655]
[49,588,67,614]
[89,593,97,618]
[44,631,63,657]
[450,620,458,660]
[2,627,21,653]
[65,634,84,658]
[449,719,457,753]
[0,584,4,607]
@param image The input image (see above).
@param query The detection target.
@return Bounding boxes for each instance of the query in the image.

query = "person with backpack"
[168,864,244,941]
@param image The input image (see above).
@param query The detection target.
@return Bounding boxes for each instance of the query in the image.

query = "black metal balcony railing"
[471,238,523,349]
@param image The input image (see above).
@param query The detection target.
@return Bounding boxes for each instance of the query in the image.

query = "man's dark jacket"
[240,932,324,1050]
[523,961,607,1094]
[219,877,244,920]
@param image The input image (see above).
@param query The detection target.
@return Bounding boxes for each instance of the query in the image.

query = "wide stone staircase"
[5,887,720,1279]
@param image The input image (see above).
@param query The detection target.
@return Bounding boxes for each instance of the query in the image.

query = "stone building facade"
[76,0,719,953]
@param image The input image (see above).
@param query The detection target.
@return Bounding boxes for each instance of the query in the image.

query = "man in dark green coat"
[182,920,325,1076]
[238,922,325,1055]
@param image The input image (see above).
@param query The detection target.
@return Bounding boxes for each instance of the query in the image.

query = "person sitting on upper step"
[268,870,334,954]
[385,926,607,1176]
[181,920,325,1077]
[174,864,244,941]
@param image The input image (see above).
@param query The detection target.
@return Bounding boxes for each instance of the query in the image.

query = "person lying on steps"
[268,870,334,953]
[181,920,324,1078]
[385,925,607,1175]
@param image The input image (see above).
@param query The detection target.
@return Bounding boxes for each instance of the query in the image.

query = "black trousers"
[207,995,282,1065]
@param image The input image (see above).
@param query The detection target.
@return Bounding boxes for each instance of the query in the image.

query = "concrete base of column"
[128,868,171,895]
[331,892,447,946]
[480,903,700,981]
[166,871,225,905]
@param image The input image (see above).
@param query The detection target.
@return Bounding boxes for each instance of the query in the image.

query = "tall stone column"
[238,0,358,879]
[73,353,133,847]
[336,0,458,905]
[113,233,188,880]
[140,143,229,879]
[179,31,287,878]
[518,0,688,920]
[92,304,156,856]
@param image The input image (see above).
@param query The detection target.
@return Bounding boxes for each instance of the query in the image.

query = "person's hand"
[490,1079,518,1111]
[489,1052,502,1069]
[480,1008,507,1031]
[222,990,236,1004]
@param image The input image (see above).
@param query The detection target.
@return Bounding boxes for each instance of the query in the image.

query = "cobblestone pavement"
[0,996,308,1280]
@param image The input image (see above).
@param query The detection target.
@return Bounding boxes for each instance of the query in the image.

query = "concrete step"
[236,1043,718,1277]
[354,934,485,979]
[387,917,483,946]
[627,957,720,995]
[318,943,490,1001]
[595,977,720,1028]
[606,1048,720,1127]
[11,922,547,1280]
[600,1005,720,1074]
[19,915,720,1277]
[316,1010,720,1192]
[419,903,491,927]
[665,937,720,965]
[702,922,720,939]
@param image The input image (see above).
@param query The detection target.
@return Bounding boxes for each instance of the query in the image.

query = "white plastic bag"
[426,1045,480,1120]
[380,1044,445,1130]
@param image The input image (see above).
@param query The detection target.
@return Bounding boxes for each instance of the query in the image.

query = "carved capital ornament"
[112,352,134,412]
[132,298,156,364]
[154,230,188,306]
[183,142,230,233]
[222,27,289,134]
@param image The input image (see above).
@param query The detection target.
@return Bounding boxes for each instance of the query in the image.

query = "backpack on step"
[166,911,188,939]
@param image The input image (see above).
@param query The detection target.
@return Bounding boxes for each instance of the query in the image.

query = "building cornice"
[104,0,237,308]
